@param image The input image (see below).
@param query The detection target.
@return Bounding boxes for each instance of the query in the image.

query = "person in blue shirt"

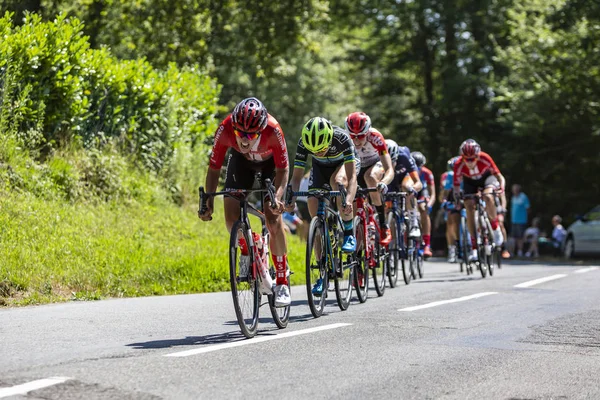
[510,184,530,257]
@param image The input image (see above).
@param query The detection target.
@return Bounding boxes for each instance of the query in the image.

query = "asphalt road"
[1,259,599,399]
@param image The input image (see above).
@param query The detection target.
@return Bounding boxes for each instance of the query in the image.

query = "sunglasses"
[350,133,367,139]
[465,156,477,162]
[234,129,260,140]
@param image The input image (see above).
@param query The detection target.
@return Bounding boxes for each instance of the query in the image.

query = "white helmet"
[385,139,400,163]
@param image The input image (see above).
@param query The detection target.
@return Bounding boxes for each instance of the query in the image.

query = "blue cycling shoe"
[342,235,356,253]
[312,278,324,297]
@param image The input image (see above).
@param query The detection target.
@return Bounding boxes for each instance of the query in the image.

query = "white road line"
[0,377,71,398]
[398,292,498,312]
[574,266,599,274]
[514,274,568,288]
[165,323,352,357]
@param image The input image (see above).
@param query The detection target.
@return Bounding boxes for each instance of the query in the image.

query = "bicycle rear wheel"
[334,218,353,310]
[371,226,386,297]
[230,220,260,338]
[386,212,399,288]
[353,216,369,303]
[306,217,328,318]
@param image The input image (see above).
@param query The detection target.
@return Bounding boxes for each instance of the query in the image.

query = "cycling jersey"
[209,114,288,170]
[355,128,388,169]
[389,146,417,190]
[294,126,356,169]
[419,166,434,190]
[452,151,500,189]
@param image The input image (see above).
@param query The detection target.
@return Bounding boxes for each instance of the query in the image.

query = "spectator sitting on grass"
[523,217,540,258]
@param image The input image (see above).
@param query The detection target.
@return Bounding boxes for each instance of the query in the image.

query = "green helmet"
[301,117,333,153]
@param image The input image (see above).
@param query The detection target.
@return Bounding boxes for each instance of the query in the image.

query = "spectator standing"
[510,184,530,257]
[551,215,567,252]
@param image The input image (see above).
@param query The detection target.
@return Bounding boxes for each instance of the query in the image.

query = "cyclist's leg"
[417,188,432,257]
[482,175,503,246]
[463,178,479,260]
[330,163,355,252]
[223,151,249,233]
[401,174,420,236]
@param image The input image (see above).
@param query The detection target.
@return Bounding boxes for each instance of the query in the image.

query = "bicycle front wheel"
[268,263,290,329]
[306,217,328,318]
[402,222,413,285]
[334,216,353,310]
[230,220,260,338]
[354,216,369,303]
[371,226,386,297]
[386,212,399,288]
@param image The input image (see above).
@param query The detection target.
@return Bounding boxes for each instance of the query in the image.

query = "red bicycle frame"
[355,194,380,268]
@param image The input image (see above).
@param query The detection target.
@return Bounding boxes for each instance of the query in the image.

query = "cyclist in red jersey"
[345,112,395,245]
[199,98,291,307]
[453,139,506,262]
[411,151,436,258]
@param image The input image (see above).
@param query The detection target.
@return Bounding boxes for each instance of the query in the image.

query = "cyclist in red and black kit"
[345,112,395,245]
[453,139,506,262]
[198,98,291,307]
[411,151,436,259]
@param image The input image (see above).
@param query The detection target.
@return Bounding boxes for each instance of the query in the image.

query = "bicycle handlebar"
[286,184,347,208]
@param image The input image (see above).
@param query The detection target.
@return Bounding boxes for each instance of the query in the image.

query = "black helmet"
[411,151,426,168]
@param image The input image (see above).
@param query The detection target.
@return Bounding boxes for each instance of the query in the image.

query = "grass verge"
[0,192,306,306]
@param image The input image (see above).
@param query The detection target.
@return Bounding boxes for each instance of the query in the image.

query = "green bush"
[0,12,219,194]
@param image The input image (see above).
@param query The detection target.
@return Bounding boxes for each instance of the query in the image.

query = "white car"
[563,205,600,259]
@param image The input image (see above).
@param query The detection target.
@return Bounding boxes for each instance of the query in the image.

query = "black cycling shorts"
[357,161,378,188]
[463,172,499,196]
[417,187,430,203]
[224,150,276,190]
[309,162,341,191]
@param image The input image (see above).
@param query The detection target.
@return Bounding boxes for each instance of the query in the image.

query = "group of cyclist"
[199,97,507,309]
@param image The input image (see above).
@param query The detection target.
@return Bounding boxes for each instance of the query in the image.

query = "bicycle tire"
[416,244,424,279]
[353,216,369,303]
[386,211,399,288]
[371,225,386,297]
[229,220,260,338]
[334,216,353,310]
[460,214,470,273]
[306,216,328,318]
[268,263,290,329]
[402,221,413,285]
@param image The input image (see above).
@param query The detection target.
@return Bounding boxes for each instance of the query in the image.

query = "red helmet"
[460,139,481,158]
[345,112,371,135]
[232,97,268,133]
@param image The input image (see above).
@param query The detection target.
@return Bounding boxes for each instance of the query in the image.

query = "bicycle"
[354,186,386,300]
[286,184,354,318]
[462,191,501,278]
[199,178,290,338]
[385,191,420,285]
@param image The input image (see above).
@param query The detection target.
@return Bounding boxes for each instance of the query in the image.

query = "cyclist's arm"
[380,153,395,185]
[344,159,357,204]
[495,172,506,193]
[408,171,423,192]
[290,167,304,192]
[428,173,436,207]
[274,166,289,202]
[205,167,220,193]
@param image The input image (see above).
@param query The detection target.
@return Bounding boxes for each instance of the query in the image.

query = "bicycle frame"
[355,188,380,268]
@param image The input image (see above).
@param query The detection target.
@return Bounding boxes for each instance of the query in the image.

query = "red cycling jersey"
[452,151,500,188]
[209,114,288,170]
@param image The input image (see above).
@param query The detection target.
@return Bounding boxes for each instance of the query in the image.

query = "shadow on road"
[127,331,248,349]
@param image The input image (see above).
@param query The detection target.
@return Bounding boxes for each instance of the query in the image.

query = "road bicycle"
[199,178,290,338]
[354,186,387,300]
[386,191,421,285]
[286,185,354,318]
[462,191,502,278]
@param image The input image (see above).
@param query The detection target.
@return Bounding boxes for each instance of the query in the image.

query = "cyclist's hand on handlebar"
[376,182,388,195]
[341,202,353,216]
[198,197,214,221]
[268,198,285,215]
[284,200,295,213]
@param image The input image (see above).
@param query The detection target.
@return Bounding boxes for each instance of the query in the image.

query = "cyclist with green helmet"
[286,117,358,253]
